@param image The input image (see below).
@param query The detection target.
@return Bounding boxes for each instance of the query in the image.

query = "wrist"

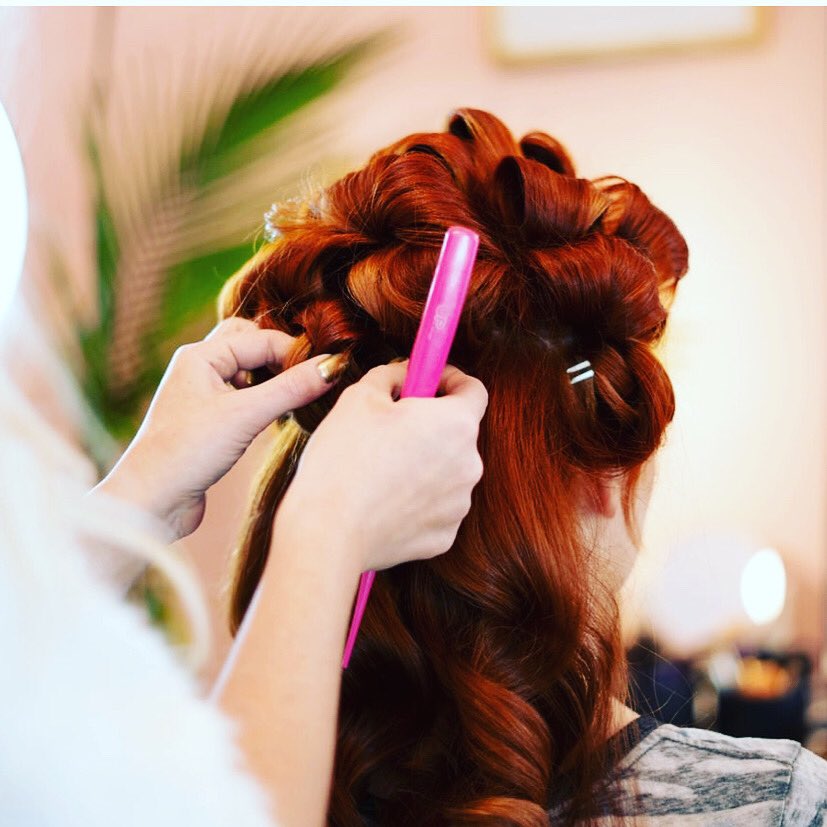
[269,489,367,586]
[94,449,176,542]
[87,475,178,547]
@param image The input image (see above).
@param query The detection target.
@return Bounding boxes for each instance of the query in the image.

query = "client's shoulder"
[611,723,827,824]
[631,722,805,765]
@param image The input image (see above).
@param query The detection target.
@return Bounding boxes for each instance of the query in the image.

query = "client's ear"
[584,473,622,520]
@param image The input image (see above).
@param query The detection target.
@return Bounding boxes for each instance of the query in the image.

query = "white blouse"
[0,378,278,827]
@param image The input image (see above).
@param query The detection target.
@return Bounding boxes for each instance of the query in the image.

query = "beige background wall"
[1,7,824,680]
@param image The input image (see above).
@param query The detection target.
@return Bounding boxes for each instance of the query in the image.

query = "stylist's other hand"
[94,318,343,541]
[274,361,488,575]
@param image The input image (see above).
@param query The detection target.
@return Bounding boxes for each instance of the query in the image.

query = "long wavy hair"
[219,108,688,826]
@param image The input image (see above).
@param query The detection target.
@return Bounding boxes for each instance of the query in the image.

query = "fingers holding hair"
[356,361,488,422]
[195,319,298,384]
[231,353,344,437]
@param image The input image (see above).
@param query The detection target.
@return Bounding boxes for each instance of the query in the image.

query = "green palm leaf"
[61,25,388,461]
[197,42,373,186]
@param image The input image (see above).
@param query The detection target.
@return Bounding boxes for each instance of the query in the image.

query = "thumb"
[357,360,410,398]
[436,365,489,420]
[235,353,345,435]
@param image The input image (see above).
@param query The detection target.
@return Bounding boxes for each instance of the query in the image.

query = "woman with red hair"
[217,109,827,826]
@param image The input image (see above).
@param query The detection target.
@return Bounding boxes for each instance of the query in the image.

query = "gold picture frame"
[484,7,769,67]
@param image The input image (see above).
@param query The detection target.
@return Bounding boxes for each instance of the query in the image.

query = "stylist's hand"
[94,317,344,541]
[274,361,488,575]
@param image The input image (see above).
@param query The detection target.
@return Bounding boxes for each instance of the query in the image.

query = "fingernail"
[317,352,349,384]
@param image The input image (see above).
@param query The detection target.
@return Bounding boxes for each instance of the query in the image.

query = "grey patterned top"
[360,717,827,824]
[558,718,827,825]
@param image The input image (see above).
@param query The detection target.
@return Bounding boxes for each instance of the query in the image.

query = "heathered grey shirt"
[556,716,827,825]
[361,716,827,824]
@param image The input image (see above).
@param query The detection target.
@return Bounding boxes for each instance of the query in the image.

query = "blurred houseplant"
[49,13,385,636]
[59,15,383,472]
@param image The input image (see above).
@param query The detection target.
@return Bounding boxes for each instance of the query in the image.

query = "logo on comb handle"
[434,304,450,331]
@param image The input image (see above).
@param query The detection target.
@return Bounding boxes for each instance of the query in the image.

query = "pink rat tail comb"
[341,226,480,669]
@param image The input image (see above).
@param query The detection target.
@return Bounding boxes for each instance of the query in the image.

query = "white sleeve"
[0,521,278,827]
[77,490,170,594]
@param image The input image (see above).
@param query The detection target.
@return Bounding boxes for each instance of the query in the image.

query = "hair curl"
[219,108,688,826]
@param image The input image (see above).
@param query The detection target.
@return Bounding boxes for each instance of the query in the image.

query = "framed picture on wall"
[485,7,767,66]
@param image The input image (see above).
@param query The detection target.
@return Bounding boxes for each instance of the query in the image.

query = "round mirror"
[0,99,28,321]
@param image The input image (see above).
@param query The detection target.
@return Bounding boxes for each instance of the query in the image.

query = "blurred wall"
[1,7,824,680]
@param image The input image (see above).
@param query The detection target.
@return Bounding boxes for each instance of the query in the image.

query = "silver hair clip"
[567,359,594,385]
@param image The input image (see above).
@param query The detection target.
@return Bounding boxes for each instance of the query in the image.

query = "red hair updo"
[219,108,688,826]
